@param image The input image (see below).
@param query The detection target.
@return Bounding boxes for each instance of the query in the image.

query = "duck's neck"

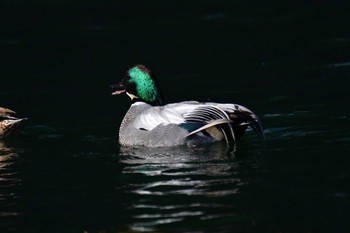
[132,98,164,106]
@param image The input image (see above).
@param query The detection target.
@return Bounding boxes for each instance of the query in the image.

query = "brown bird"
[0,107,27,138]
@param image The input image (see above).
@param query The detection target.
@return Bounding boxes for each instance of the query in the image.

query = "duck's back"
[118,101,263,147]
[119,102,191,147]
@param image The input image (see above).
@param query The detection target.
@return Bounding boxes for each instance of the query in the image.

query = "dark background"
[2,1,349,120]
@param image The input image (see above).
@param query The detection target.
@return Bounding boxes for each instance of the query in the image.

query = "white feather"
[132,101,251,132]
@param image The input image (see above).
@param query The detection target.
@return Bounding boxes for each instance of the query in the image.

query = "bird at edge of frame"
[0,107,27,138]
[111,64,264,147]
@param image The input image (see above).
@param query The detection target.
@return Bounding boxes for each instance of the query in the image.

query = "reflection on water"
[120,144,237,176]
[0,142,22,232]
[118,144,256,232]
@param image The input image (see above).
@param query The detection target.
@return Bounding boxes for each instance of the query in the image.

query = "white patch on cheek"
[126,92,139,100]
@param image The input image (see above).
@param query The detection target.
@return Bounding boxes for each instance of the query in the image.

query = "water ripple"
[0,142,22,230]
[118,144,254,231]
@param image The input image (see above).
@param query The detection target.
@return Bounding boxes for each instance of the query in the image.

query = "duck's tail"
[229,104,265,140]
[184,104,264,142]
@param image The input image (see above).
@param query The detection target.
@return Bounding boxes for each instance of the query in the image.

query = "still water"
[1,1,350,233]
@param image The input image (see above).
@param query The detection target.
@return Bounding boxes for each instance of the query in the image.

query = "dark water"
[1,1,350,232]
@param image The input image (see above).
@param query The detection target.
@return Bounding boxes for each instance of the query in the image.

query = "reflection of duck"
[119,144,237,176]
[118,144,247,232]
[0,107,27,138]
[0,141,21,221]
[0,141,12,153]
[111,64,264,147]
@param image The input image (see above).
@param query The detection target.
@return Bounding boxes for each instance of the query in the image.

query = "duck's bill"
[111,89,126,95]
[111,83,126,95]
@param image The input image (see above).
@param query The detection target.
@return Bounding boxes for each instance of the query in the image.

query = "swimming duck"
[0,107,27,138]
[111,64,264,147]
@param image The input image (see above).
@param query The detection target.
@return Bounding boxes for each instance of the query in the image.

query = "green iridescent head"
[111,64,163,105]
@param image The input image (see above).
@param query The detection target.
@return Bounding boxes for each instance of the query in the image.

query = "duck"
[111,64,264,147]
[0,107,27,138]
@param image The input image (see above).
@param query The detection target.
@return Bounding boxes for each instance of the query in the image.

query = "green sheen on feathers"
[128,66,159,102]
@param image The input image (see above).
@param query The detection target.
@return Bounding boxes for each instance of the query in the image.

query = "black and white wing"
[182,102,264,141]
[132,101,264,143]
